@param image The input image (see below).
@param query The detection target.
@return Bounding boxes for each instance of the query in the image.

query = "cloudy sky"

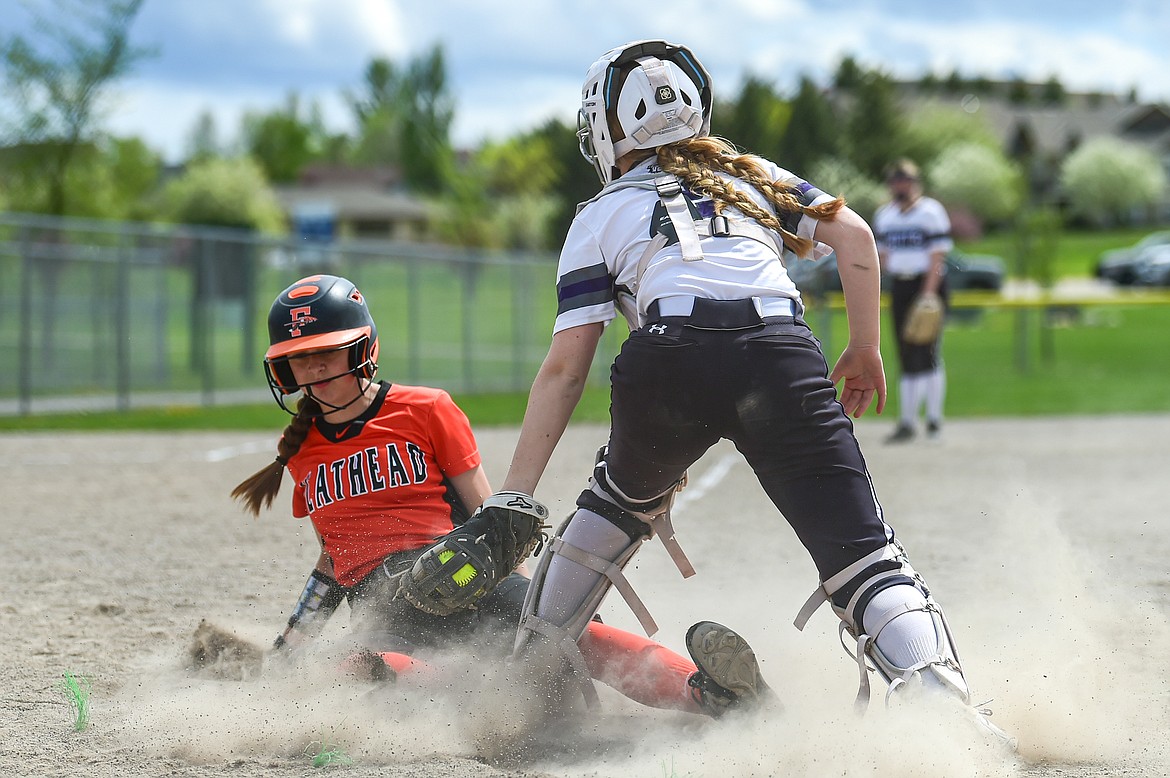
[9,0,1170,163]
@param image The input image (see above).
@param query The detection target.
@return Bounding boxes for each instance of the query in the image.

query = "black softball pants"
[602,299,894,582]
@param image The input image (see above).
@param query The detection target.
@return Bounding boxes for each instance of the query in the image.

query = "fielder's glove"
[902,292,944,345]
[397,491,550,616]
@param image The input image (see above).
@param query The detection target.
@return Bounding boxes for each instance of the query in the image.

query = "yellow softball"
[438,549,478,587]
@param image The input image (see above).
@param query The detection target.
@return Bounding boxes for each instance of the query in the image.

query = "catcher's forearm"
[503,324,603,495]
[274,568,345,649]
[823,208,882,348]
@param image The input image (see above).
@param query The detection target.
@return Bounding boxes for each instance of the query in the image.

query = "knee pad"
[588,450,679,523]
[588,447,696,578]
[794,541,969,707]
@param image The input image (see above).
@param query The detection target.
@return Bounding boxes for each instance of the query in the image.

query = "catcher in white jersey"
[873,159,953,443]
[404,39,1011,744]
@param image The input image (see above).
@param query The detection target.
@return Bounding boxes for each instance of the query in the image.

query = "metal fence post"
[407,255,420,383]
[17,240,32,415]
[115,230,131,411]
[461,256,475,392]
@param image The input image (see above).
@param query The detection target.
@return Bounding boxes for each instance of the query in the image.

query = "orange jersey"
[286,382,481,586]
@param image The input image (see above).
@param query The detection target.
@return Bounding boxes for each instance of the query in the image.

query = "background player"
[873,159,953,443]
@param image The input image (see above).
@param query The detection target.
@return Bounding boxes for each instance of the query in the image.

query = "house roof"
[273,184,430,222]
[898,89,1170,157]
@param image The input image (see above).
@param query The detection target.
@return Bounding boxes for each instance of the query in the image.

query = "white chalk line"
[672,452,739,514]
[203,439,275,462]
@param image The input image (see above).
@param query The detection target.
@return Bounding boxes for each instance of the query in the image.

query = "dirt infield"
[3,415,1168,777]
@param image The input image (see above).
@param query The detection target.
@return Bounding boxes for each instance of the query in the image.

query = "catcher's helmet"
[263,274,379,413]
[577,39,712,185]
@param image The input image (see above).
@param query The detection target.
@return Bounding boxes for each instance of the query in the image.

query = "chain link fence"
[0,212,624,415]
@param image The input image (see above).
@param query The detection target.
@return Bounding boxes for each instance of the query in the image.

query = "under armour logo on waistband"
[648,324,667,334]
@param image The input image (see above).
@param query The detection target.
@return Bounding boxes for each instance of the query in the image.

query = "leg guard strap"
[793,541,969,709]
[545,533,659,637]
[514,513,648,709]
[793,544,904,631]
[518,612,601,709]
[588,460,696,579]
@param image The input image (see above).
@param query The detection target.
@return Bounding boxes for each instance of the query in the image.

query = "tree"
[842,70,904,179]
[241,94,332,184]
[523,117,599,248]
[1041,76,1066,106]
[943,69,965,95]
[833,56,864,90]
[929,143,1024,225]
[714,75,789,160]
[347,46,455,193]
[0,0,152,215]
[1059,138,1167,226]
[479,133,562,197]
[399,45,455,194]
[0,133,157,219]
[346,57,405,167]
[899,104,999,171]
[777,76,840,171]
[185,110,221,163]
[157,157,285,232]
[807,157,884,220]
[1007,77,1032,105]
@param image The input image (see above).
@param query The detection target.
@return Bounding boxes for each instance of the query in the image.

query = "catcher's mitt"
[902,292,944,345]
[188,619,266,680]
[398,491,549,616]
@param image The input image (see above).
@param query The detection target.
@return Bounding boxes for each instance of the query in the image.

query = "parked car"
[786,250,1006,295]
[1132,244,1170,287]
[1094,231,1170,286]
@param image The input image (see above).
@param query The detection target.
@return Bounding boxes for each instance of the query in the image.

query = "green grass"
[0,388,615,431]
[3,227,1167,431]
[2,300,1167,433]
[59,671,92,732]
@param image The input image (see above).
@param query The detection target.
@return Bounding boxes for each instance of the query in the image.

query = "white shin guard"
[795,541,970,709]
[513,510,651,707]
[513,453,696,709]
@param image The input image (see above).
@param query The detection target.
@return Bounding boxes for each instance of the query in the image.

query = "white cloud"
[89,0,1170,161]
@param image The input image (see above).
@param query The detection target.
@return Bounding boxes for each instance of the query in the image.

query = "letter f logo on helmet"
[287,306,316,337]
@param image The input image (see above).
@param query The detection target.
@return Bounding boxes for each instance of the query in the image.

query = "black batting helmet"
[263,274,379,412]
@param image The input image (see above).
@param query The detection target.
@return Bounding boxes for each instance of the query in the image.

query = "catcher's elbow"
[537,363,589,396]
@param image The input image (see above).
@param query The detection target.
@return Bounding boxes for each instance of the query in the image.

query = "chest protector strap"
[579,173,788,302]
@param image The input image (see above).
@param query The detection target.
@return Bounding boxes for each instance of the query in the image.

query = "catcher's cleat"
[686,621,777,718]
[888,677,1017,752]
[969,702,1018,752]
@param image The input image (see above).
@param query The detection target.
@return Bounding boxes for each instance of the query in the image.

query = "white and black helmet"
[577,39,713,185]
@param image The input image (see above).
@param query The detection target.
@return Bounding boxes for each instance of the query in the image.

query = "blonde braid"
[656,137,845,258]
[231,396,321,517]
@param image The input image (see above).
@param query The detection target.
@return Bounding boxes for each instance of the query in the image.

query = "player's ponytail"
[231,396,320,516]
[656,137,845,258]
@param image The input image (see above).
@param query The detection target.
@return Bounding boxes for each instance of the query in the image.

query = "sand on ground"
[2,415,1168,777]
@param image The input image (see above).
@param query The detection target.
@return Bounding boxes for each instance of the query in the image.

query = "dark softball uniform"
[553,157,894,582]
